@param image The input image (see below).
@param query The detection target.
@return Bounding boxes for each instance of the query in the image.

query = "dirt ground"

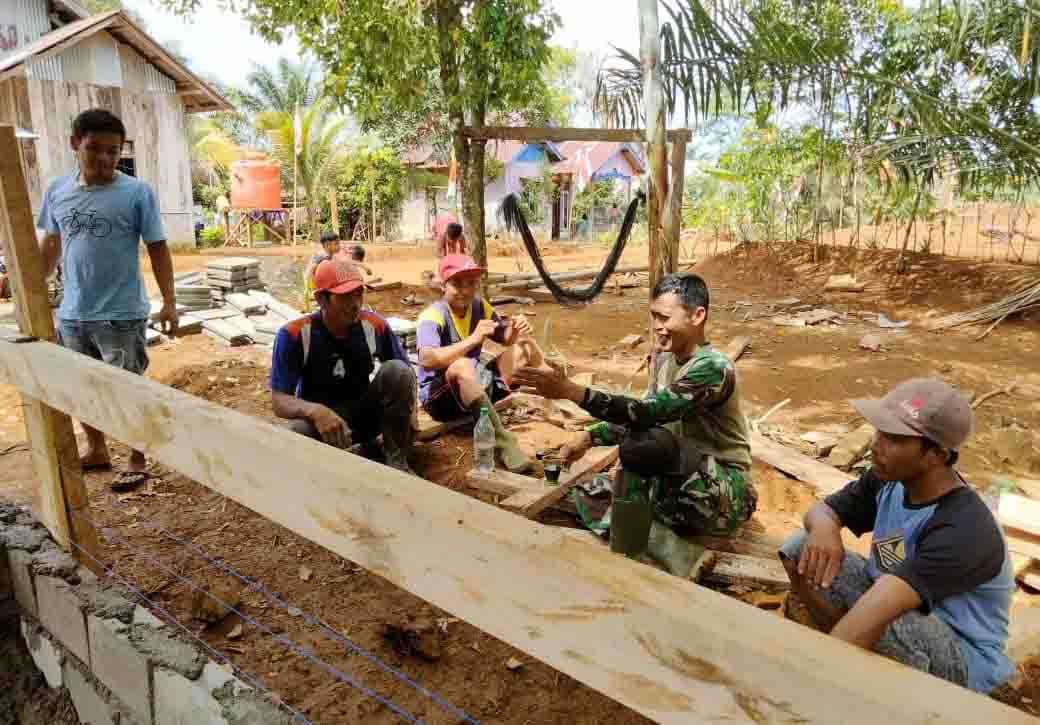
[2,240,1040,721]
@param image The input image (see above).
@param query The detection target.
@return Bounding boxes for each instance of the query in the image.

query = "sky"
[124,0,642,88]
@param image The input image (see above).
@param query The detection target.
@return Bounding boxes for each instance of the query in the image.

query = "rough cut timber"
[0,124,97,564]
[510,446,619,519]
[0,339,1030,723]
[749,432,852,498]
[703,552,790,590]
[369,280,403,292]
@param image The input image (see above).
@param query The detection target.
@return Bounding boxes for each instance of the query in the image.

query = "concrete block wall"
[0,504,291,725]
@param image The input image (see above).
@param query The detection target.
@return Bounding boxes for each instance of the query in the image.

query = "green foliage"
[484,157,505,184]
[571,180,623,221]
[237,59,321,117]
[192,182,227,208]
[199,226,225,248]
[516,164,557,224]
[322,142,407,239]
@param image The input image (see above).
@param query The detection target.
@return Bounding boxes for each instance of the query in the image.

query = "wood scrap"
[823,274,865,292]
[722,336,750,363]
[826,424,875,469]
[750,432,852,498]
[617,334,644,349]
[973,380,1019,410]
[513,446,619,519]
[753,398,790,429]
[999,494,1040,561]
[467,468,547,498]
[702,552,790,590]
[369,280,403,291]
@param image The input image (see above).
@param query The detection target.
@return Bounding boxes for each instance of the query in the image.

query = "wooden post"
[640,0,667,290]
[663,138,687,274]
[0,125,98,569]
[329,189,339,237]
[246,214,254,248]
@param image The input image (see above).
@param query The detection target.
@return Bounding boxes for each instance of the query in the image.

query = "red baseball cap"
[313,259,367,296]
[439,253,483,283]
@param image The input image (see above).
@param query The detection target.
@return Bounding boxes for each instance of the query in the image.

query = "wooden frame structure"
[225,209,288,248]
[0,125,1029,722]
[458,126,690,288]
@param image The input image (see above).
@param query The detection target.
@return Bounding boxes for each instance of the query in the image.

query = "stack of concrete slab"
[205,258,264,301]
[174,283,212,312]
[198,289,304,349]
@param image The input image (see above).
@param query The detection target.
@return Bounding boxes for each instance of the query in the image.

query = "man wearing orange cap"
[271,259,417,474]
[416,254,541,472]
[779,378,1014,693]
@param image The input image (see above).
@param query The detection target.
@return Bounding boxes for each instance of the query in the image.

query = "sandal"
[110,470,161,493]
[81,460,112,472]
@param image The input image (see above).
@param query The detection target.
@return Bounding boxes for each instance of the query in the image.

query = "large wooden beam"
[0,125,97,567]
[459,126,692,144]
[0,340,1028,724]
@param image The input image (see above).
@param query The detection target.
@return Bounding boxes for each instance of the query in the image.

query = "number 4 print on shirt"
[332,359,346,379]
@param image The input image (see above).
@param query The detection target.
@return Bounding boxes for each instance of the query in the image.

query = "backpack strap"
[300,320,312,368]
[361,318,377,358]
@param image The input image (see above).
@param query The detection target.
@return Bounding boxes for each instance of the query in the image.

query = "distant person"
[37,108,177,491]
[608,203,621,227]
[271,259,417,474]
[779,379,1013,694]
[416,254,543,472]
[304,231,341,303]
[575,213,590,239]
[432,212,458,242]
[438,222,467,257]
[344,244,374,278]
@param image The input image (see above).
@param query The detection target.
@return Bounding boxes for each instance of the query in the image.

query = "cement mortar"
[76,580,135,623]
[2,525,49,552]
[129,624,207,679]
[213,681,292,725]
[31,547,78,578]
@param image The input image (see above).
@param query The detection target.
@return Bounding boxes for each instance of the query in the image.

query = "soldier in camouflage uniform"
[513,273,756,538]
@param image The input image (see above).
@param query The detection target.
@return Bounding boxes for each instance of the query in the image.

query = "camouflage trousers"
[650,465,757,536]
[605,427,757,537]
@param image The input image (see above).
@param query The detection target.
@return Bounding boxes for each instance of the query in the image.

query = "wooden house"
[0,1,232,245]
[400,137,645,241]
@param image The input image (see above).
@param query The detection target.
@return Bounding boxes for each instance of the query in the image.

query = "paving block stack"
[388,317,418,355]
[205,258,265,303]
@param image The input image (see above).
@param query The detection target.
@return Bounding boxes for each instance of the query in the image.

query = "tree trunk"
[640,0,668,289]
[896,180,925,274]
[462,130,488,269]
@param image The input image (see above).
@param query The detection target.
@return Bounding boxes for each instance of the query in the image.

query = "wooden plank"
[516,446,619,519]
[415,396,515,442]
[369,280,403,292]
[460,126,692,144]
[0,124,98,564]
[750,431,852,498]
[703,552,790,590]
[466,468,546,498]
[1000,493,1040,535]
[0,340,1029,724]
[722,335,751,363]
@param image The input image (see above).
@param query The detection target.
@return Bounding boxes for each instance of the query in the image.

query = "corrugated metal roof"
[0,10,232,113]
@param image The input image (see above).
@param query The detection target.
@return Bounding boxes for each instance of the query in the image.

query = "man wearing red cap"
[416,254,541,472]
[271,259,417,474]
[779,378,1013,693]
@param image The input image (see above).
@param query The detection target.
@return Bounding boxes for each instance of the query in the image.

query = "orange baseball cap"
[313,259,367,296]
[439,253,483,283]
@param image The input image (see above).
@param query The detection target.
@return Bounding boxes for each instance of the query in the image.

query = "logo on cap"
[899,396,926,419]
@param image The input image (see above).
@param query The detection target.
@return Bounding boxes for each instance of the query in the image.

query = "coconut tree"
[256,99,347,245]
[598,0,1040,267]
[238,58,321,117]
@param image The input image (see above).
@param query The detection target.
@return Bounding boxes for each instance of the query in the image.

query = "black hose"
[500,192,645,304]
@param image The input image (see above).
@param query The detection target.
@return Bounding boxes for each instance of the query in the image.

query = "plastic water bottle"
[474,407,496,473]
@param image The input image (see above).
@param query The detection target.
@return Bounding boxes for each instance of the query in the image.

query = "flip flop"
[110,470,161,493]
[81,460,112,472]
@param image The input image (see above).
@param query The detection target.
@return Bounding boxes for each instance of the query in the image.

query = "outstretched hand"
[512,361,582,402]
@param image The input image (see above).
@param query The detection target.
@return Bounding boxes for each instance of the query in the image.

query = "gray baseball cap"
[852,378,974,451]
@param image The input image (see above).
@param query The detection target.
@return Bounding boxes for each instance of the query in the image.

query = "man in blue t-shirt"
[37,109,177,492]
[270,259,417,474]
[780,378,1014,693]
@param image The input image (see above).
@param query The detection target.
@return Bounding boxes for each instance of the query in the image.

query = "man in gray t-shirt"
[37,109,178,491]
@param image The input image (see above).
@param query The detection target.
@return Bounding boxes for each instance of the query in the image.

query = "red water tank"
[230,152,282,210]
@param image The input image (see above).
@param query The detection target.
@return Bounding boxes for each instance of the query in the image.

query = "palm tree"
[256,99,347,245]
[238,58,321,117]
[598,0,1040,266]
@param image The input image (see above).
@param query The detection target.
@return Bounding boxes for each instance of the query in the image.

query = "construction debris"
[771,309,841,327]
[858,334,884,352]
[823,274,865,292]
[826,424,875,469]
[617,334,644,349]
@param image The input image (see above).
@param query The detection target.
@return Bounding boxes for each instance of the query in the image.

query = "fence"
[0,124,1029,723]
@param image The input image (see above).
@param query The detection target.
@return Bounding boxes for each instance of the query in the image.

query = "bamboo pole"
[641,0,667,289]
